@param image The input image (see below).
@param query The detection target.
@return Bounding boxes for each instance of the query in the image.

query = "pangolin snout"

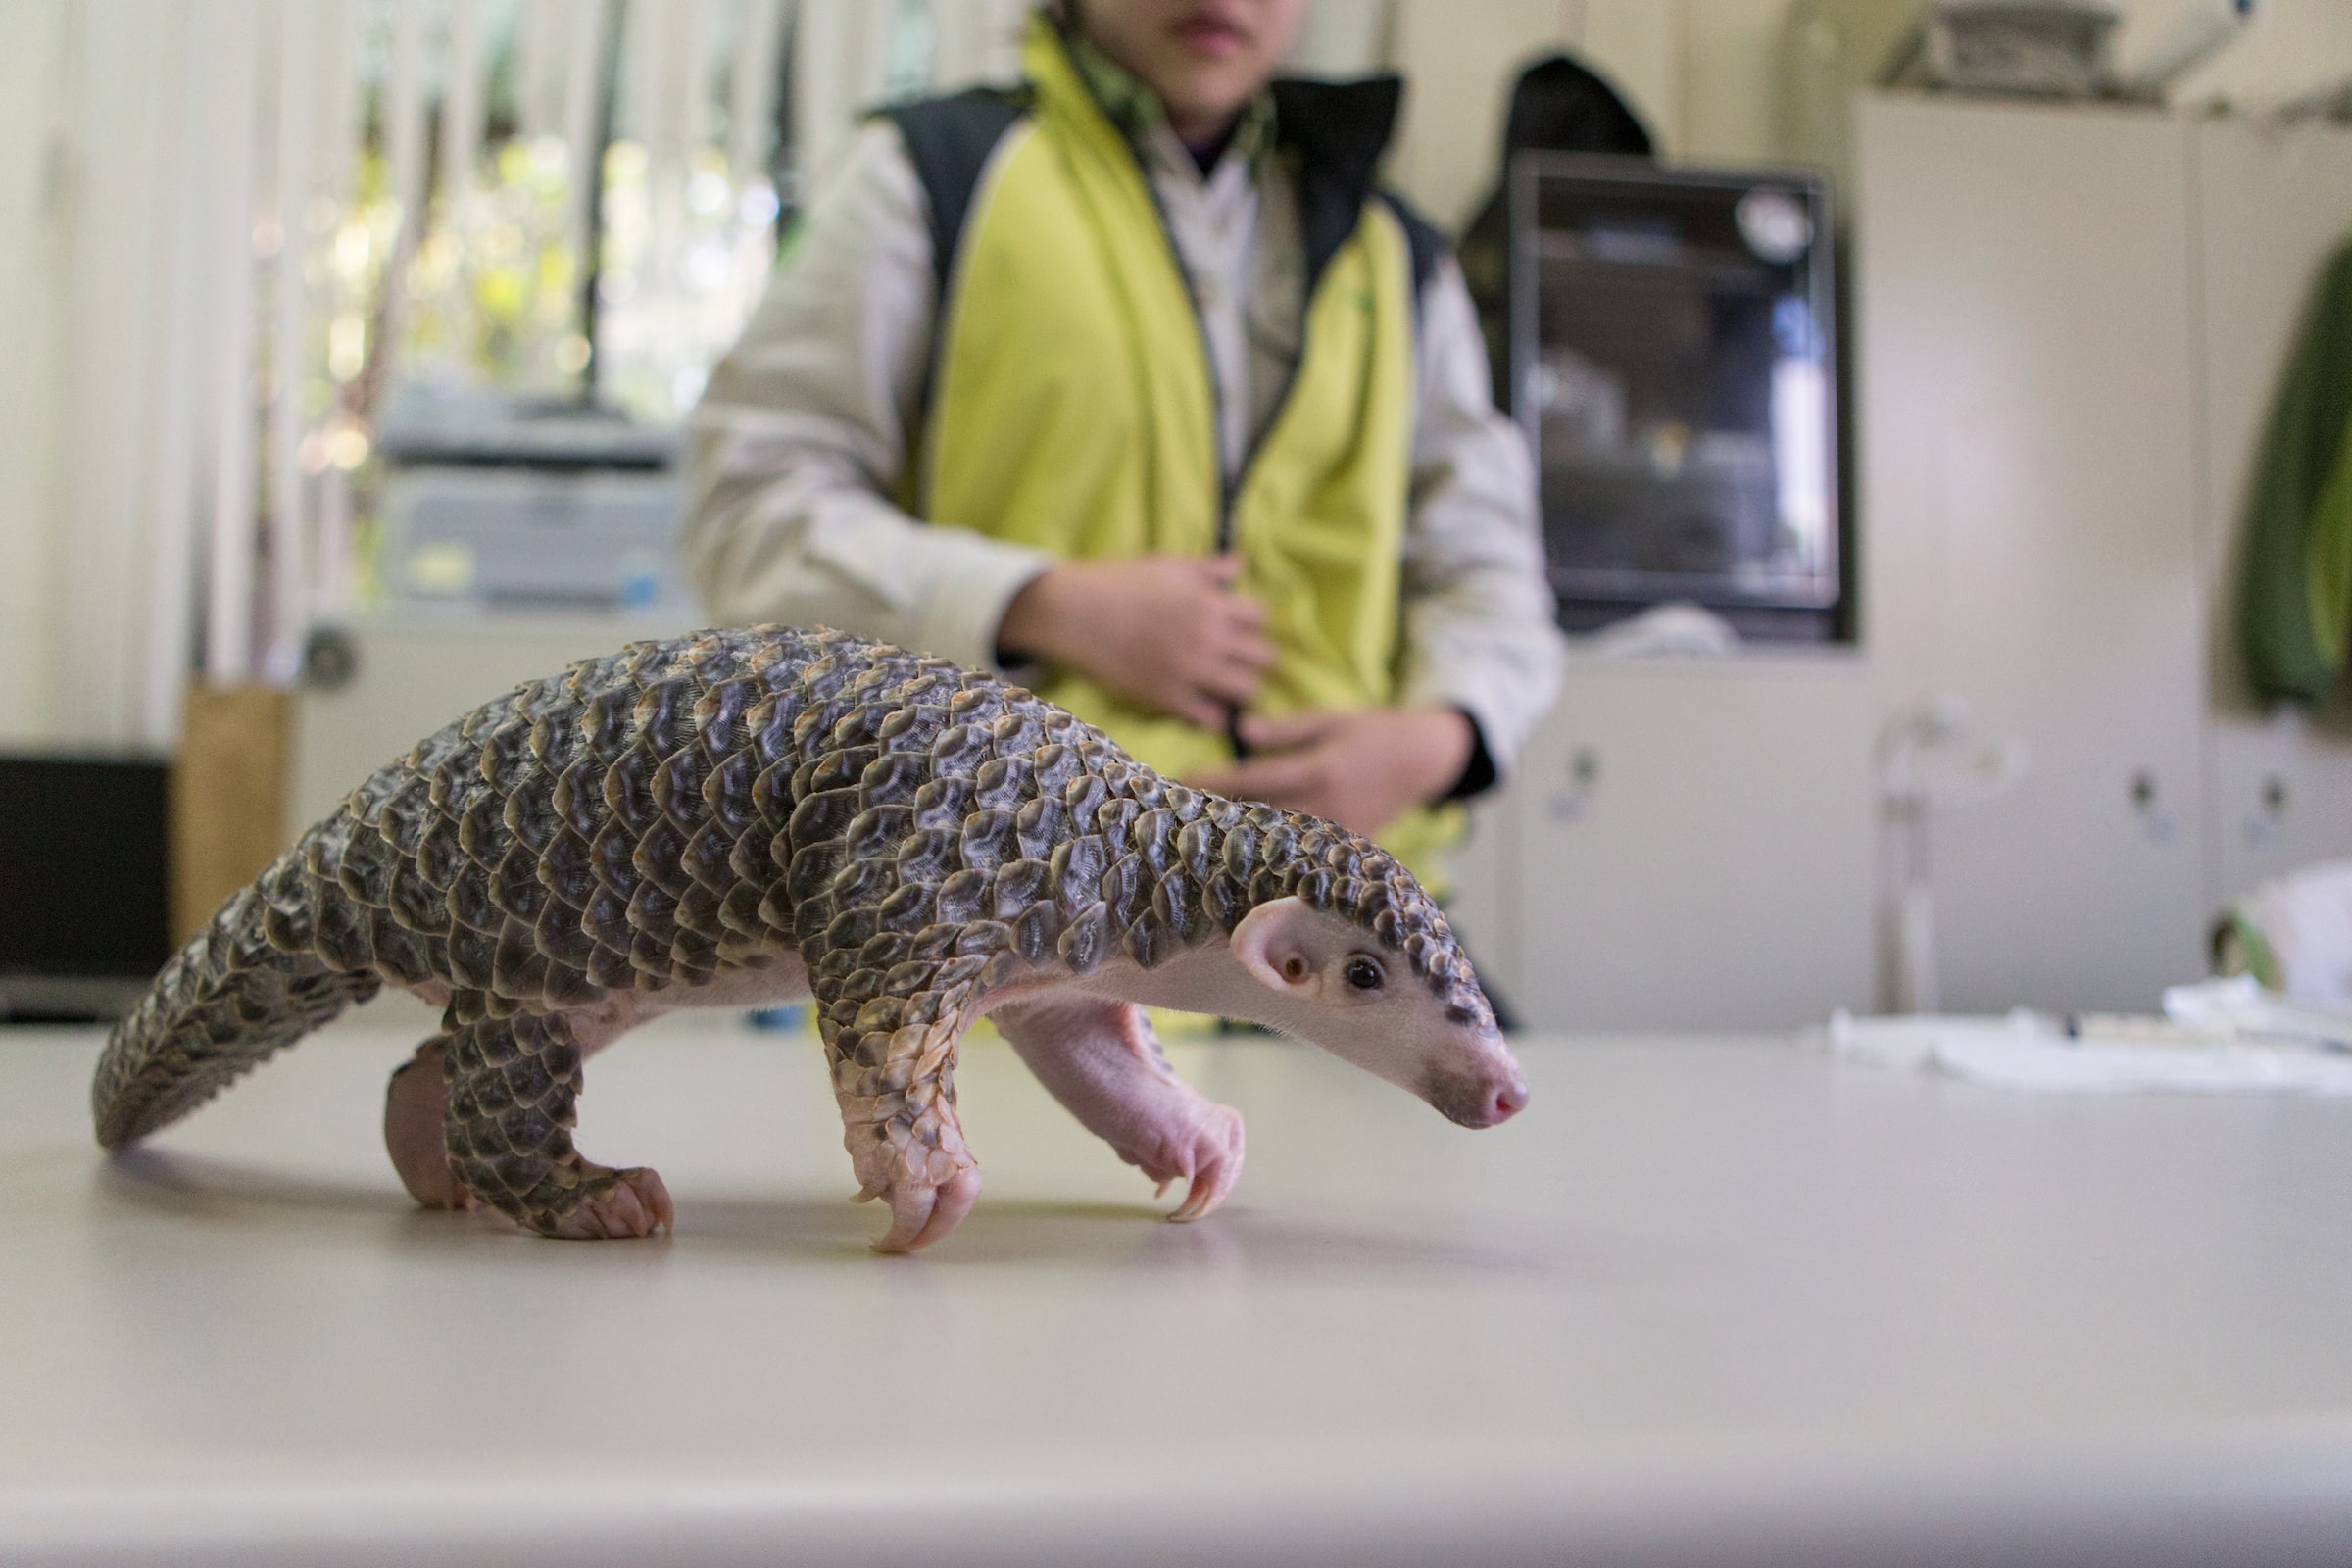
[1427,1059,1529,1128]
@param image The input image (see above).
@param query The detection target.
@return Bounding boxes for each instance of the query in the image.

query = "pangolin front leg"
[816,960,987,1253]
[438,1003,672,1240]
[995,998,1245,1222]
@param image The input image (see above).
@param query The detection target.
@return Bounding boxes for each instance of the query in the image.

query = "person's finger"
[1161,686,1232,732]
[1197,663,1262,709]
[1217,590,1268,631]
[1199,554,1245,586]
[1215,628,1278,672]
[1239,710,1339,751]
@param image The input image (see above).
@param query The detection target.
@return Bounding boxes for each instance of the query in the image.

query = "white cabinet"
[288,610,696,835]
[1456,655,1877,1032]
[1854,94,2212,1013]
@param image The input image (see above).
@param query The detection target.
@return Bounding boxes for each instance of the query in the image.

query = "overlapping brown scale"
[259,864,320,954]
[457,694,516,746]
[842,805,912,861]
[1101,853,1147,929]
[1050,835,1108,918]
[1175,818,1216,880]
[826,855,893,908]
[527,709,579,780]
[601,743,662,835]
[492,918,550,998]
[679,822,735,890]
[478,717,536,799]
[489,845,548,922]
[406,721,466,779]
[858,750,924,809]
[627,928,676,986]
[651,747,710,834]
[1203,872,1248,930]
[313,893,376,973]
[908,923,961,962]
[738,693,801,776]
[911,774,972,832]
[1014,795,1066,860]
[502,784,558,857]
[691,675,755,757]
[827,904,883,954]
[445,860,499,933]
[575,685,637,769]
[893,827,958,886]
[1124,912,1171,969]
[1152,869,1203,944]
[807,744,878,798]
[387,862,450,934]
[532,896,597,970]
[876,882,934,933]
[538,828,596,908]
[787,787,861,858]
[375,773,435,856]
[551,760,605,839]
[1013,901,1061,962]
[929,868,987,925]
[631,817,693,898]
[973,755,1031,810]
[928,722,987,777]
[346,763,403,825]
[580,881,633,951]
[877,701,949,754]
[633,676,701,759]
[991,858,1049,918]
[1134,808,1177,874]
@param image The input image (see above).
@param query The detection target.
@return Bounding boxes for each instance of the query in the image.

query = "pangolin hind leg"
[438,1004,672,1239]
[994,998,1245,1222]
[385,1035,473,1211]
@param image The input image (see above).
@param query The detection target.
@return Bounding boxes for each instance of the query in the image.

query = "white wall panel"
[202,0,265,689]
[1855,95,2209,1012]
[0,0,71,744]
[2191,118,2352,906]
[57,0,173,744]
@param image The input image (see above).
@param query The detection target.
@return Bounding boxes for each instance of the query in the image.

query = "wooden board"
[170,683,291,941]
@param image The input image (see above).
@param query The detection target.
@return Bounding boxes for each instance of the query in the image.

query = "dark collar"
[1270,75,1406,293]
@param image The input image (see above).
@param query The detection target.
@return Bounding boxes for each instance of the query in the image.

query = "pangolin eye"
[1344,956,1384,993]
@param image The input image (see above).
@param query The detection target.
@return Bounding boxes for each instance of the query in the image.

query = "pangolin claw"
[872,1164,982,1252]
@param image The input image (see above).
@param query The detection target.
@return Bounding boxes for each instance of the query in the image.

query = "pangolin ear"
[1229,897,1317,998]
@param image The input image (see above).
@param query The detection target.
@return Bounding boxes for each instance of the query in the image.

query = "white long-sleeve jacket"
[682,114,1564,789]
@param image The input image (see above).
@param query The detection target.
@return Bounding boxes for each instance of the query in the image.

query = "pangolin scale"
[93,624,1523,1250]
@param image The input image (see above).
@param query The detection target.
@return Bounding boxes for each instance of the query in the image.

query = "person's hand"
[996,555,1275,729]
[1188,707,1475,839]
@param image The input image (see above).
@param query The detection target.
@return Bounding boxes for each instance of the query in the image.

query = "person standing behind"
[683,0,1563,886]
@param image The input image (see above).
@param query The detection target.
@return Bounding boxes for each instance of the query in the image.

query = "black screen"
[0,757,174,977]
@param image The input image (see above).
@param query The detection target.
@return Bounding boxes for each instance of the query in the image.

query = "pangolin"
[93,625,1528,1250]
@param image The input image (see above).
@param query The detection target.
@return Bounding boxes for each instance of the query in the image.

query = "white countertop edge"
[11,1424,2352,1568]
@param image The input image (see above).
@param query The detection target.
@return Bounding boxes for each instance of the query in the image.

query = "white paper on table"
[1822,1006,2352,1095]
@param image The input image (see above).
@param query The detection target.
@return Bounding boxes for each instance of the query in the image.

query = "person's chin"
[1167,79,1255,127]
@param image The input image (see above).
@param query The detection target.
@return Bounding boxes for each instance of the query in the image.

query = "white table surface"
[5,999,2352,1567]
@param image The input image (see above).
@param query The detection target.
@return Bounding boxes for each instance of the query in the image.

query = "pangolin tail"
[91,821,382,1150]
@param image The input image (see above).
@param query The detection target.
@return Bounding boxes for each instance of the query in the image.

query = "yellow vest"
[907,21,1460,880]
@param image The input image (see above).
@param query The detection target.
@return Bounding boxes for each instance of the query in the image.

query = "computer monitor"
[0,755,173,1021]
